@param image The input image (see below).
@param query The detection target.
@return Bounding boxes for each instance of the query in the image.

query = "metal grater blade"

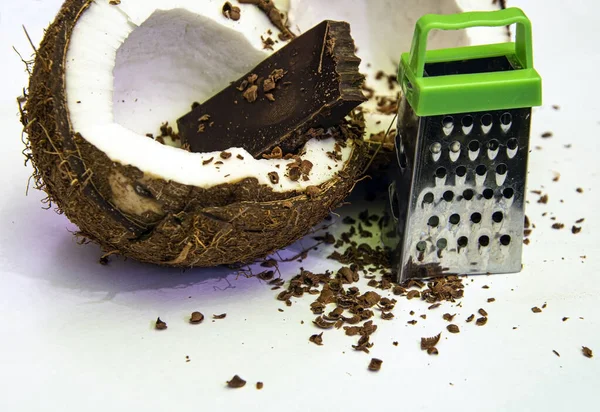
[385,97,531,282]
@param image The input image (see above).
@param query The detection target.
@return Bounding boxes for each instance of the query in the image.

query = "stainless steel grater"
[383,8,542,282]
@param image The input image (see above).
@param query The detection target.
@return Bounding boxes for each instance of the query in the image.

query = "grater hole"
[423,192,434,204]
[481,113,493,127]
[456,166,467,177]
[483,188,494,199]
[449,214,460,225]
[428,216,440,227]
[457,236,469,247]
[436,238,448,250]
[463,189,474,200]
[503,187,515,199]
[430,142,442,154]
[461,115,474,134]
[450,141,461,153]
[496,163,508,175]
[468,140,480,152]
[442,116,454,136]
[507,138,518,150]
[488,139,499,151]
[436,167,447,179]
[443,191,454,202]
[462,115,474,128]
[492,211,504,223]
[500,112,512,132]
[476,165,487,176]
[471,212,482,224]
[479,235,490,247]
[500,235,511,246]
[416,241,427,252]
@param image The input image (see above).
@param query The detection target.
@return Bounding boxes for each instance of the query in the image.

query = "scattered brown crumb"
[268,171,279,184]
[420,333,441,350]
[242,85,258,102]
[109,0,121,4]
[466,314,475,323]
[538,194,549,204]
[476,317,488,326]
[572,226,582,234]
[576,188,584,193]
[576,218,585,224]
[227,375,246,388]
[202,157,214,165]
[542,303,547,309]
[381,312,394,320]
[236,154,244,160]
[155,317,167,330]
[482,285,490,289]
[552,350,560,357]
[220,151,232,159]
[407,320,417,325]
[478,308,488,317]
[222,2,241,20]
[309,332,324,346]
[552,105,560,110]
[551,223,565,230]
[524,238,530,245]
[256,382,264,390]
[582,346,593,358]
[428,303,441,310]
[552,172,561,182]
[393,341,398,346]
[562,317,569,322]
[368,358,383,371]
[447,324,460,334]
[190,311,204,324]
[531,307,542,313]
[541,132,553,138]
[487,298,496,303]
[262,36,275,50]
[213,313,227,319]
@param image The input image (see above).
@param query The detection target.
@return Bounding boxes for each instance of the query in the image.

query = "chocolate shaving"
[421,333,441,350]
[476,317,488,326]
[213,313,227,319]
[155,317,167,330]
[368,358,383,371]
[227,375,246,388]
[447,324,460,334]
[309,332,324,346]
[190,311,204,324]
[238,0,296,40]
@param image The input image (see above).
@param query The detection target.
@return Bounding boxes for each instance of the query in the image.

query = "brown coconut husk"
[22,0,367,267]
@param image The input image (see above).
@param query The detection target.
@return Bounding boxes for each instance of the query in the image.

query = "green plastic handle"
[408,7,533,78]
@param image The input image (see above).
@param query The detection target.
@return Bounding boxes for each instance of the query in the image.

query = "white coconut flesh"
[65,0,507,192]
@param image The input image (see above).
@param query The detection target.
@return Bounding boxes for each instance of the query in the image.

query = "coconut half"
[23,0,507,266]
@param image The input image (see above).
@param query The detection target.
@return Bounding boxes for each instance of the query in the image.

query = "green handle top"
[408,7,533,78]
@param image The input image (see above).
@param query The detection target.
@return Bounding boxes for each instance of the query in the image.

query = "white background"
[1,1,599,411]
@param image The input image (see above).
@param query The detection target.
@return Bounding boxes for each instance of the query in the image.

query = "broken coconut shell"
[22,0,367,267]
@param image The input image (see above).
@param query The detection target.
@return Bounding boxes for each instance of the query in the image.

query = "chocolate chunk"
[178,21,366,157]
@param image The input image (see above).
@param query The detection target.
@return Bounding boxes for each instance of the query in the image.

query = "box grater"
[384,8,542,282]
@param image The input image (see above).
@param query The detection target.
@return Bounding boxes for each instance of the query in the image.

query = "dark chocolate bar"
[177,20,366,157]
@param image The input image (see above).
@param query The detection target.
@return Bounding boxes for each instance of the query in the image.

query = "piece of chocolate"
[177,20,365,157]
